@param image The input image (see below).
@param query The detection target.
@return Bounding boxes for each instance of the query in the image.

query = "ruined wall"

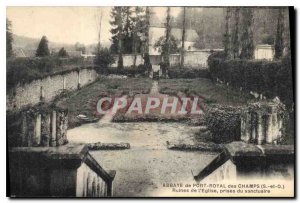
[7,68,98,110]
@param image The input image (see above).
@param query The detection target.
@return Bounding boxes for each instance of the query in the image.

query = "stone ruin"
[240,98,286,145]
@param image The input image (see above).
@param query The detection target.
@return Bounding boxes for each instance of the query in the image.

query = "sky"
[7,7,182,46]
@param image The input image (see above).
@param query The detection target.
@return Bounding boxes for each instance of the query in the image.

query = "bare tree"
[180,7,186,68]
[95,8,103,51]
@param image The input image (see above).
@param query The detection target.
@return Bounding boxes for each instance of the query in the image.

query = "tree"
[162,7,172,67]
[6,18,13,58]
[143,7,151,68]
[223,8,231,58]
[274,8,284,59]
[94,47,115,73]
[36,36,50,57]
[239,8,254,60]
[110,7,124,68]
[154,35,179,54]
[58,47,68,57]
[180,7,186,68]
[231,8,240,59]
[131,6,145,67]
[75,42,86,54]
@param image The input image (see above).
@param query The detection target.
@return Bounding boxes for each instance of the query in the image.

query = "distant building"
[254,44,274,61]
[149,26,199,55]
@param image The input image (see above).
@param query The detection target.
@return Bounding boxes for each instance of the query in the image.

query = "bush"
[168,67,211,79]
[96,65,147,77]
[205,105,242,143]
[94,48,115,73]
[208,52,294,107]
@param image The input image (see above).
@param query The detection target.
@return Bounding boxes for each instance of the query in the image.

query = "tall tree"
[6,18,13,58]
[274,8,284,59]
[180,7,186,68]
[240,8,254,60]
[223,8,231,58]
[36,36,50,57]
[143,7,151,67]
[162,7,171,67]
[95,8,103,52]
[231,8,240,59]
[110,7,124,68]
[131,6,145,67]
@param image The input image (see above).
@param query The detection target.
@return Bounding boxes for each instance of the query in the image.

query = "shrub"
[94,48,115,73]
[205,105,242,143]
[168,67,211,79]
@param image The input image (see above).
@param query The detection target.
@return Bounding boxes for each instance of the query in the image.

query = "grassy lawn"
[159,78,255,106]
[55,77,152,128]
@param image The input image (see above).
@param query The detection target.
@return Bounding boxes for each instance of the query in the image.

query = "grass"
[55,77,152,128]
[159,78,255,106]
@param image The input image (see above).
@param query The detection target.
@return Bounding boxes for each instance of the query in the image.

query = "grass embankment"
[55,77,152,128]
[159,78,254,106]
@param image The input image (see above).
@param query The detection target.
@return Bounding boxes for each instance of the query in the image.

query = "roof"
[149,26,199,45]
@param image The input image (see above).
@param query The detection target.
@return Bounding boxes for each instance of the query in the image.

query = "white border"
[1,1,298,203]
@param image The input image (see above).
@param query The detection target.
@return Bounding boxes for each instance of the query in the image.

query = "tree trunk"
[180,7,186,68]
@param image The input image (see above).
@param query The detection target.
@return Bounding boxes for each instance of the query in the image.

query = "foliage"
[6,18,13,58]
[154,35,179,54]
[110,7,147,55]
[94,47,115,72]
[275,9,285,59]
[205,105,242,143]
[7,57,90,90]
[74,42,86,54]
[208,52,294,107]
[36,36,50,57]
[57,47,69,57]
[167,67,211,79]
[239,8,254,59]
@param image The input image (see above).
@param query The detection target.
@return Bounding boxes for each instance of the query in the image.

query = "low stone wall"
[7,67,98,110]
[110,55,144,68]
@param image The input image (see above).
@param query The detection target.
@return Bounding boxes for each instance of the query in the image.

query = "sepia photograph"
[6,5,295,198]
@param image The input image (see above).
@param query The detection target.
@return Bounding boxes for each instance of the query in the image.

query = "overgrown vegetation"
[167,67,211,79]
[55,77,152,128]
[7,57,93,90]
[205,105,242,143]
[208,52,294,107]
[159,78,254,106]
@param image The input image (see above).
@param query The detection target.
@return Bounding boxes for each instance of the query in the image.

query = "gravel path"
[68,122,217,197]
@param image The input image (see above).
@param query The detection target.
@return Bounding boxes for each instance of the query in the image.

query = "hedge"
[7,57,93,90]
[208,52,294,107]
[205,105,242,143]
[95,65,148,77]
[168,67,211,79]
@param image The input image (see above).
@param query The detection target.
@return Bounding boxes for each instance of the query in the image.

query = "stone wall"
[7,67,98,110]
[110,50,213,68]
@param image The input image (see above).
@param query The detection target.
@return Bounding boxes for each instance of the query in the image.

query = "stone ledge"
[225,141,263,157]
[9,144,88,161]
[88,142,130,150]
[167,142,222,152]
